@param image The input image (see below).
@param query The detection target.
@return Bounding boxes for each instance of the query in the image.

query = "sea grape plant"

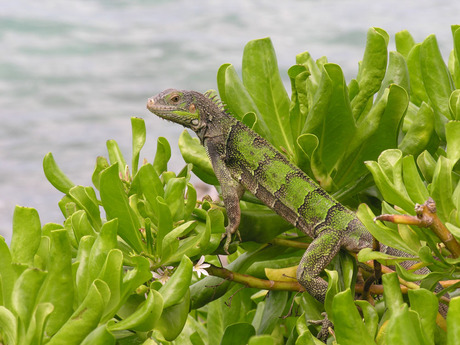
[1,26,460,345]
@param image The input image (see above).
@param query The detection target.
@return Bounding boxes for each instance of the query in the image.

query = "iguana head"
[147,89,204,130]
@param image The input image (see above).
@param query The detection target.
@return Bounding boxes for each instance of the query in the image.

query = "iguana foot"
[308,313,333,342]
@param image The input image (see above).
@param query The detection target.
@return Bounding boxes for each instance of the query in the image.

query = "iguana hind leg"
[296,228,343,302]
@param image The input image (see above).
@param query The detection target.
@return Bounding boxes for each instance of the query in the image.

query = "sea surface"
[1,0,459,240]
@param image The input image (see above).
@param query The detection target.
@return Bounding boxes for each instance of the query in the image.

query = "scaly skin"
[146,88,375,305]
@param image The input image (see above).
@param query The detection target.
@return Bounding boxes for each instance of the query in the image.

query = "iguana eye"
[170,95,180,103]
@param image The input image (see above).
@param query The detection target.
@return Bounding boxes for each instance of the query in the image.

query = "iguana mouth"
[146,98,176,115]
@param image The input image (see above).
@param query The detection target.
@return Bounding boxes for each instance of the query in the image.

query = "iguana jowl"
[147,88,374,303]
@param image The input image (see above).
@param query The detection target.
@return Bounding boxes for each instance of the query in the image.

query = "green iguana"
[146,89,444,337]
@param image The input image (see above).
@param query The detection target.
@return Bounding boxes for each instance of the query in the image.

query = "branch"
[375,198,460,258]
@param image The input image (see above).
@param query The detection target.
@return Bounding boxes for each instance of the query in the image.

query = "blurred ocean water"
[1,0,459,240]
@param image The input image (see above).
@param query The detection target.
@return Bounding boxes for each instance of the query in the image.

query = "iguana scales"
[146,89,445,337]
[147,88,374,303]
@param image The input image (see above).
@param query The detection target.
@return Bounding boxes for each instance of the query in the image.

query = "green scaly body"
[147,88,373,303]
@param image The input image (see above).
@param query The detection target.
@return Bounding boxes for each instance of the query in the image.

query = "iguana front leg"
[207,144,245,252]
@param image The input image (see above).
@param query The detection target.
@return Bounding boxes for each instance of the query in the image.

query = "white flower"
[193,256,210,278]
[152,266,173,284]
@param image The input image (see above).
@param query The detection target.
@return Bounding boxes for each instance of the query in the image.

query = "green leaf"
[408,289,438,344]
[155,289,190,341]
[10,206,41,266]
[88,219,118,283]
[417,150,437,183]
[354,300,378,339]
[106,139,127,175]
[220,323,256,345]
[153,137,171,176]
[164,177,187,221]
[358,248,417,267]
[156,197,173,258]
[242,37,293,154]
[376,51,409,102]
[0,306,17,345]
[256,290,288,335]
[80,325,115,345]
[420,34,455,139]
[98,249,123,321]
[0,238,15,309]
[407,44,429,106]
[12,268,47,333]
[92,156,110,191]
[430,156,456,222]
[302,63,355,175]
[395,30,416,59]
[131,117,146,176]
[206,300,224,344]
[402,155,429,204]
[341,84,408,188]
[217,64,269,137]
[357,204,416,255]
[365,150,415,214]
[39,229,74,337]
[449,90,460,120]
[43,152,75,194]
[109,289,163,332]
[179,130,218,185]
[352,27,388,120]
[68,186,102,230]
[446,120,460,164]
[47,280,107,345]
[382,273,404,314]
[158,255,193,309]
[100,164,144,252]
[332,289,376,345]
[70,210,97,244]
[447,296,460,345]
[399,102,435,156]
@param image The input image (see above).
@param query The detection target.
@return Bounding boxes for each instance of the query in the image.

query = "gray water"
[1,0,459,241]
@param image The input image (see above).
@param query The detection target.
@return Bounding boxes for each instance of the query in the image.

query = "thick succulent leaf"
[351,27,388,120]
[131,117,146,176]
[242,38,293,154]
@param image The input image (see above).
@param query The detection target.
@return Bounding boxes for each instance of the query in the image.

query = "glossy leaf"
[43,152,75,194]
[155,289,190,341]
[220,322,256,345]
[109,289,163,332]
[420,34,455,139]
[80,325,115,345]
[399,102,435,156]
[68,186,102,230]
[447,296,460,345]
[302,63,355,176]
[106,139,127,175]
[131,117,146,176]
[159,255,193,309]
[153,136,171,176]
[39,229,74,336]
[217,63,269,137]
[332,289,376,345]
[47,280,107,345]
[10,206,41,267]
[352,27,388,120]
[242,38,293,154]
[100,164,144,252]
[0,238,15,309]
[179,130,218,185]
[395,30,416,59]
[256,290,288,335]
